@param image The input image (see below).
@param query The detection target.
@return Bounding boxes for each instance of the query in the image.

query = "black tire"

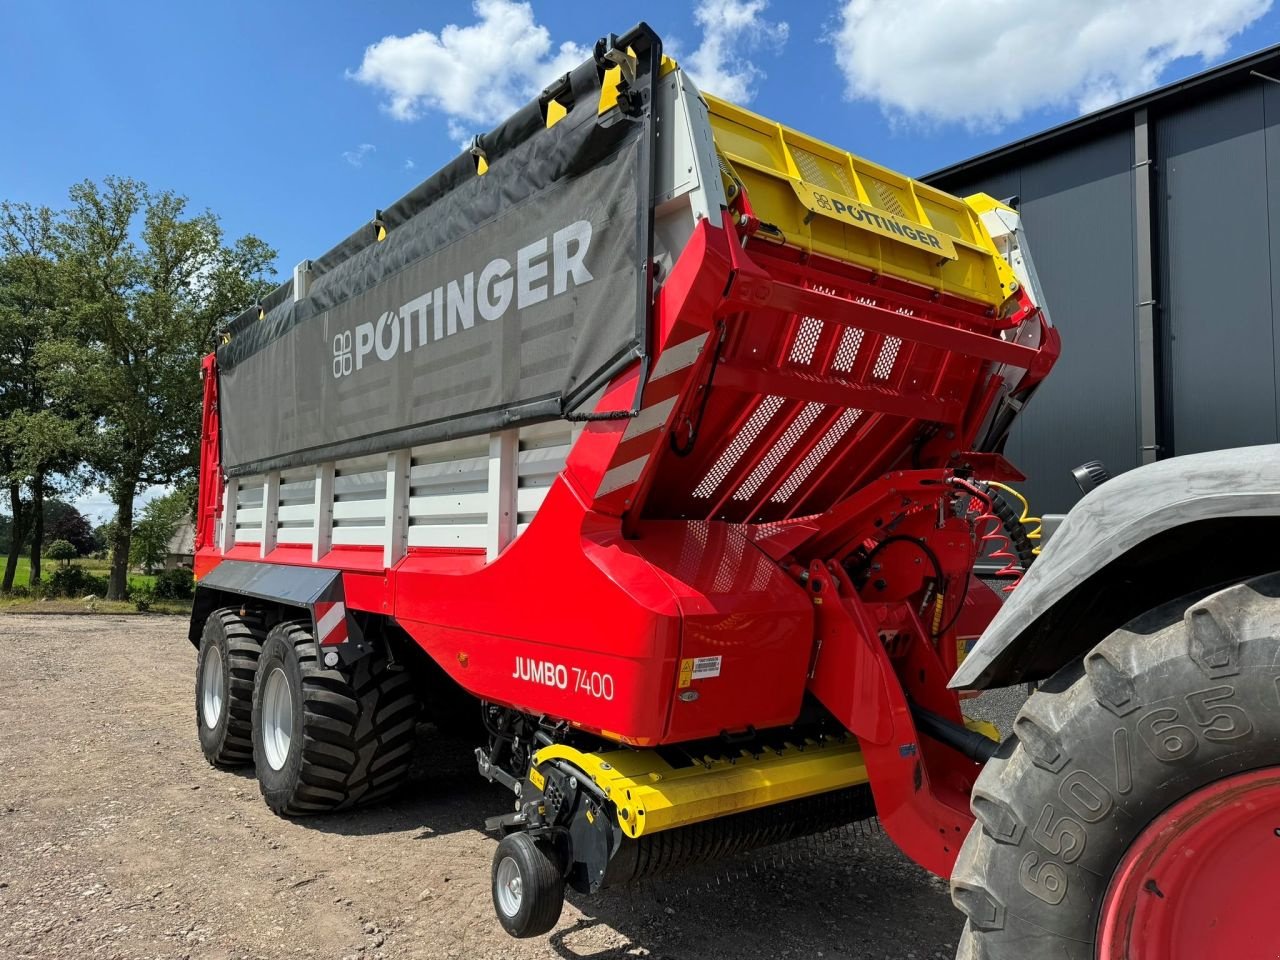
[251,621,418,816]
[491,832,565,938]
[952,573,1280,958]
[195,607,265,767]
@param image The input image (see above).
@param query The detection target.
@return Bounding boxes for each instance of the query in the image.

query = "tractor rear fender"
[951,444,1280,690]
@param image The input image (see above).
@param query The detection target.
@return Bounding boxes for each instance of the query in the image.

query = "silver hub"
[261,666,293,771]
[200,645,224,729]
[495,856,522,917]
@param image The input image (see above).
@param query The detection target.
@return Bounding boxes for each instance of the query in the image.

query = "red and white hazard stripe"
[597,331,709,498]
[314,600,349,646]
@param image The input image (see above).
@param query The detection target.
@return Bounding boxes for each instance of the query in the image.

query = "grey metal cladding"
[943,131,1140,513]
[1159,84,1279,455]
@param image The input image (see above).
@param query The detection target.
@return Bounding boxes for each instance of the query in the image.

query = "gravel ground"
[0,614,1024,960]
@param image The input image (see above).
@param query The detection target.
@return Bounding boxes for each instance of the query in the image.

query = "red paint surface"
[1098,766,1280,959]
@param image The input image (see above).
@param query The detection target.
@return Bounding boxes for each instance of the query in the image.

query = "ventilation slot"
[790,147,854,196]
[693,396,785,499]
[832,327,864,373]
[771,409,863,504]
[872,337,902,380]
[865,176,909,219]
[788,317,823,365]
[733,402,824,501]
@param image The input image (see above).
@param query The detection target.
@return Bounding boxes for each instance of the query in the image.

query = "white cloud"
[683,0,788,102]
[404,158,415,170]
[349,0,588,127]
[342,143,376,167]
[834,0,1272,129]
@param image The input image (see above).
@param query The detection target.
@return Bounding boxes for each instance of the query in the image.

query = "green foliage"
[152,567,194,600]
[46,539,77,566]
[130,581,154,612]
[45,501,94,555]
[0,202,90,590]
[129,487,192,574]
[47,564,109,598]
[0,177,278,598]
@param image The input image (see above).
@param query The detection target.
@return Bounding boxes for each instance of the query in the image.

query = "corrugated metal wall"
[931,80,1280,513]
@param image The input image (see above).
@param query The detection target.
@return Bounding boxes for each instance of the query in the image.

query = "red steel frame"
[195,209,1059,878]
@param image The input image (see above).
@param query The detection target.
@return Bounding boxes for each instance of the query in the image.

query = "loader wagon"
[187,23,1280,958]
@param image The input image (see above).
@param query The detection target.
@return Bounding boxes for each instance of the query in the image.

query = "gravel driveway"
[0,614,1022,960]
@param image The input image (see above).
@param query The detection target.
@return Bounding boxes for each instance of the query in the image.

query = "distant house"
[165,519,195,570]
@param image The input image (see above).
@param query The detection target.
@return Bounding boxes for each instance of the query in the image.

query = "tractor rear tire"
[196,607,266,767]
[952,573,1280,959]
[251,621,419,816]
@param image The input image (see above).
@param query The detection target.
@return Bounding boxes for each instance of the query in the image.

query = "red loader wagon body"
[188,24,1059,940]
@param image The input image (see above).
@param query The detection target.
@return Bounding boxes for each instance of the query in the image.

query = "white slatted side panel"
[330,454,387,546]
[276,468,318,545]
[407,435,490,549]
[234,479,265,542]
[516,421,573,535]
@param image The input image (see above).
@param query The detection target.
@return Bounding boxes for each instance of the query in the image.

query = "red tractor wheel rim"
[1097,766,1280,959]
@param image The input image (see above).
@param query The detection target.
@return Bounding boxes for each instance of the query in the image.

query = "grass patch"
[0,596,189,615]
[3,554,157,592]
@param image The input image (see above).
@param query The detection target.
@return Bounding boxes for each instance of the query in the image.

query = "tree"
[0,203,87,590]
[46,539,76,568]
[47,178,276,598]
[129,487,191,574]
[45,501,95,556]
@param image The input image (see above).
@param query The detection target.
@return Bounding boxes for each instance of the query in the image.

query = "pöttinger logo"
[332,331,353,379]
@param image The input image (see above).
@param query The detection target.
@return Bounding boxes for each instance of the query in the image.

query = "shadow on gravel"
[547,824,960,960]
[288,726,513,841]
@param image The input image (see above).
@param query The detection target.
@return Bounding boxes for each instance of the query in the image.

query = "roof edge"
[924,42,1280,185]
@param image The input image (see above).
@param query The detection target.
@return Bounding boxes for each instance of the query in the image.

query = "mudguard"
[190,560,366,662]
[951,444,1280,690]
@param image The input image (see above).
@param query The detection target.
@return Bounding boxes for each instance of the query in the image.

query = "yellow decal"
[585,807,595,824]
[528,766,545,792]
[545,98,568,129]
[792,182,958,261]
[678,658,694,689]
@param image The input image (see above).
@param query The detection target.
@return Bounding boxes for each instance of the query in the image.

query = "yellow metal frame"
[702,93,1017,307]
[533,738,868,839]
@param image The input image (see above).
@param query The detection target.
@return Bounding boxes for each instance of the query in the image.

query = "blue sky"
[5,0,1279,277]
[2,0,1278,521]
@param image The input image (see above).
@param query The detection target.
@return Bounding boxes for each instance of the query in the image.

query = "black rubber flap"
[218,26,661,476]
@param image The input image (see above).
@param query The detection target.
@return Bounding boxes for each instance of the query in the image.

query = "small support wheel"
[491,832,565,938]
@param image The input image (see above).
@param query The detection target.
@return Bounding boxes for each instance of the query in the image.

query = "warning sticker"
[678,658,694,689]
[691,656,722,680]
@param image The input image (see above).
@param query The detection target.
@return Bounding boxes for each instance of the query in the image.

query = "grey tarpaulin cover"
[217,28,660,476]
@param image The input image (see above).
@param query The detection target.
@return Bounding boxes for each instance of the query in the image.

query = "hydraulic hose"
[910,704,1000,764]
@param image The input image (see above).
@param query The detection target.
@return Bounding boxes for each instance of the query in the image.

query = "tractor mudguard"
[951,444,1280,690]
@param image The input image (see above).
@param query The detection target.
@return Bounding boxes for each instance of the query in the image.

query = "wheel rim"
[495,856,522,917]
[261,666,293,772]
[200,644,224,729]
[1097,766,1280,959]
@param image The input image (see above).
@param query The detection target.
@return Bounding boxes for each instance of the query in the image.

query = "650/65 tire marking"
[1020,684,1255,905]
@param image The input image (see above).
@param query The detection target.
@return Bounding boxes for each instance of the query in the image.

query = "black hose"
[910,704,999,764]
[977,482,1036,569]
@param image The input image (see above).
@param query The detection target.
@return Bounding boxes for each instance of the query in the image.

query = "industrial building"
[925,44,1280,512]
